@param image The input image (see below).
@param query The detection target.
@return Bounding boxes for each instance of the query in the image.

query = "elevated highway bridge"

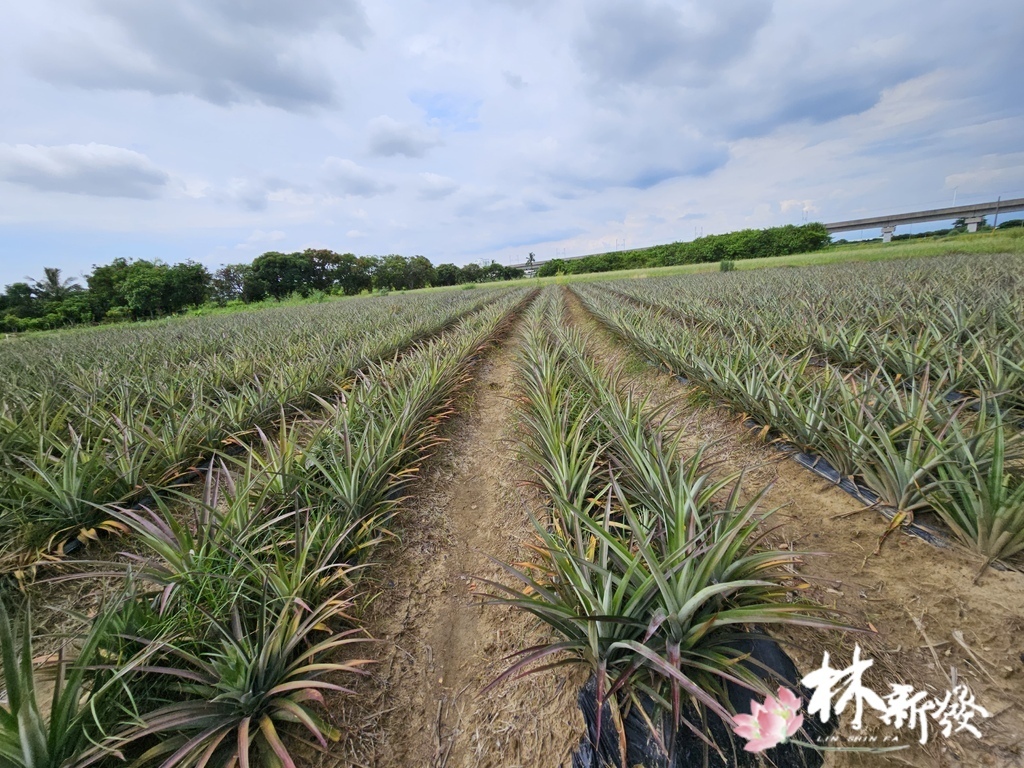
[508,197,1024,271]
[825,197,1024,241]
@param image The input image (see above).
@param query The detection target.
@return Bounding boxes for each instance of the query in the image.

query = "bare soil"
[564,287,1024,768]
[321,319,585,767]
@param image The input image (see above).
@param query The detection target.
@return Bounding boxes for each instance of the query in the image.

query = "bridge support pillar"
[965,216,983,233]
[881,225,896,243]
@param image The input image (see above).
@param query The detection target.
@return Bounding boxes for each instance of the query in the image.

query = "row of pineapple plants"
[487,288,844,764]
[573,266,1024,571]
[609,253,1023,412]
[0,290,532,767]
[0,289,506,565]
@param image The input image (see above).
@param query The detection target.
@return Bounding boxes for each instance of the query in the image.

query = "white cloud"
[246,229,286,243]
[944,154,1024,197]
[0,143,169,198]
[235,229,287,250]
[323,158,395,198]
[417,172,459,200]
[1,0,1023,285]
[366,115,442,158]
[502,71,526,89]
[227,178,283,211]
[780,199,818,215]
[27,0,370,109]
[575,1,772,89]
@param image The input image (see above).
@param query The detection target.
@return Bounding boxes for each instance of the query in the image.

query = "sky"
[1,0,1023,286]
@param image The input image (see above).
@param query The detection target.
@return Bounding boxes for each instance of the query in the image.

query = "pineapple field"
[1,253,1023,768]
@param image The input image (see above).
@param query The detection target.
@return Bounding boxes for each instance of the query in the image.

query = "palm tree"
[28,267,79,301]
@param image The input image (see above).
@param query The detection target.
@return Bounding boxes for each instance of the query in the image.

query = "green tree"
[87,258,133,315]
[250,252,315,299]
[29,267,80,302]
[211,264,251,304]
[536,259,565,277]
[434,263,461,286]
[352,256,378,294]
[373,255,409,291]
[502,266,525,280]
[480,261,502,281]
[406,255,435,289]
[330,253,366,295]
[121,261,170,318]
[49,292,96,326]
[165,261,211,311]
[303,249,343,292]
[1,283,37,318]
[241,275,268,303]
[303,250,371,295]
[460,263,483,283]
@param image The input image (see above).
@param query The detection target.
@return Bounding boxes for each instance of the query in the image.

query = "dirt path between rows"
[322,315,584,767]
[564,287,1024,768]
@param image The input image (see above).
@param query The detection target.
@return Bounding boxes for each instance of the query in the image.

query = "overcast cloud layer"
[1,0,1022,283]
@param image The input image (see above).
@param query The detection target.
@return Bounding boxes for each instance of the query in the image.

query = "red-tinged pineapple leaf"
[238,717,251,768]
[288,688,325,706]
[271,698,330,747]
[267,680,349,696]
[482,641,579,694]
[159,724,232,768]
[194,727,232,768]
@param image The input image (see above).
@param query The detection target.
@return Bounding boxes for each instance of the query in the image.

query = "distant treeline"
[536,223,831,276]
[1,252,524,332]
[14,216,999,333]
